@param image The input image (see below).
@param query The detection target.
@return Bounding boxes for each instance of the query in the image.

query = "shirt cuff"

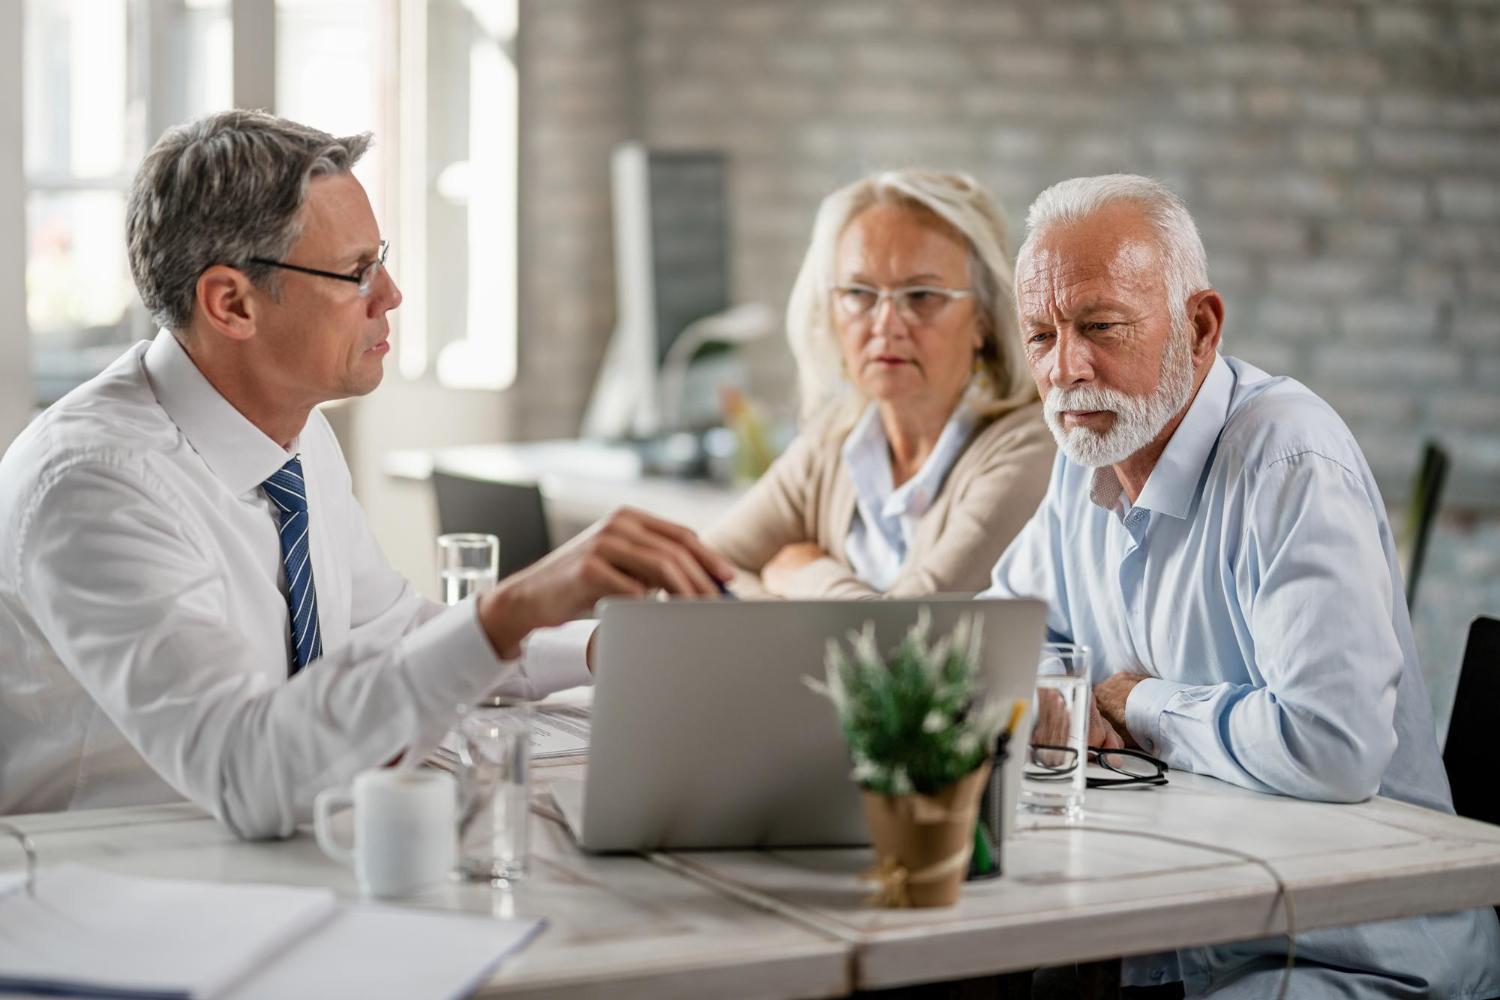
[518,618,596,699]
[1124,677,1191,757]
[396,598,510,721]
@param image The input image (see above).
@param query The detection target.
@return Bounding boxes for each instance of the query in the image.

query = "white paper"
[0,864,338,998]
[436,701,591,765]
[529,704,589,758]
[226,905,544,1000]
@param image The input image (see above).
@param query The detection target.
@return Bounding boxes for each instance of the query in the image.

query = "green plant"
[806,610,1011,797]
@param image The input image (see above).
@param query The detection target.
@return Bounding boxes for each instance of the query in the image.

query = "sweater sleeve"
[885,406,1055,596]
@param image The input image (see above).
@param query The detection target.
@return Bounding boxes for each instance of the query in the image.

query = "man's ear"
[195,265,261,343]
[1187,289,1224,365]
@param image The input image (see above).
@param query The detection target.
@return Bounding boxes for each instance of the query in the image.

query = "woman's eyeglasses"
[830,283,973,325]
[1024,745,1169,789]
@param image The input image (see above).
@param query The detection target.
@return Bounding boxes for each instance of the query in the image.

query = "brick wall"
[516,0,1500,693]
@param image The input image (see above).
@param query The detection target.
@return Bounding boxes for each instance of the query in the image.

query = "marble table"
[0,762,849,1000]
[647,767,1500,991]
[5,761,1499,998]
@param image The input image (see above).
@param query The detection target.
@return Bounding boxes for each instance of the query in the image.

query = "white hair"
[784,169,1036,430]
[1017,174,1210,333]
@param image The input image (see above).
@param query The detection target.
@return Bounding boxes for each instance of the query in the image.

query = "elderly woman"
[706,170,1054,597]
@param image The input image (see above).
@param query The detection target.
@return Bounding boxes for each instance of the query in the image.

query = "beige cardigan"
[705,401,1056,598]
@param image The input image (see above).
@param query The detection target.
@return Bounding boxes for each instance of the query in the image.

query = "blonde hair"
[784,169,1036,430]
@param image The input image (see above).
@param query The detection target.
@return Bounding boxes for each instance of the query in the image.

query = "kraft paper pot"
[859,762,992,908]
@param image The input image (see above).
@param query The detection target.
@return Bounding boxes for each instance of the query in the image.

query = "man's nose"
[369,269,402,315]
[1052,329,1094,387]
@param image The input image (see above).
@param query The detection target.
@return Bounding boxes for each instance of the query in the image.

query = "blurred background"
[2,0,1496,728]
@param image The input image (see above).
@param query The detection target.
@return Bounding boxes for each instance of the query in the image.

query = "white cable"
[1027,822,1296,1000]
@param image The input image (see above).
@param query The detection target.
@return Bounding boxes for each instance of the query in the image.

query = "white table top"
[0,778,847,1000]
[383,439,745,534]
[5,764,1499,998]
[650,767,1500,990]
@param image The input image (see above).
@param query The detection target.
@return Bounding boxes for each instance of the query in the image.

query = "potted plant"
[807,610,1020,908]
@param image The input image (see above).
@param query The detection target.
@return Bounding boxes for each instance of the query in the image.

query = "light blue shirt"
[842,401,977,592]
[987,354,1500,998]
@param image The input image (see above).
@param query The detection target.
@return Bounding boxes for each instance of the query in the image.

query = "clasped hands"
[1033,671,1151,751]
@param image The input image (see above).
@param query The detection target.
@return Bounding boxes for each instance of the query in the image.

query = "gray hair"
[1017,174,1210,332]
[785,169,1037,429]
[127,109,371,332]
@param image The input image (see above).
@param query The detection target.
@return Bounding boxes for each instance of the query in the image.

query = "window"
[396,0,518,389]
[13,0,517,405]
[21,0,232,404]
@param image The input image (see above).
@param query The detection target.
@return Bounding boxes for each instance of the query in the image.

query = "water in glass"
[454,703,531,882]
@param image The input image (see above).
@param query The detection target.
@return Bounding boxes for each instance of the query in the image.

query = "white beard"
[1043,329,1195,468]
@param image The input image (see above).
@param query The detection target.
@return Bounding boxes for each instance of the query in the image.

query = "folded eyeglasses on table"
[1024,745,1169,788]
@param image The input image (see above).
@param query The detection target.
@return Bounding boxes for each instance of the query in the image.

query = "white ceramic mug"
[314,769,457,898]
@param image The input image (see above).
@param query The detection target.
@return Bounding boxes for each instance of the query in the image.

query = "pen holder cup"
[967,746,1007,882]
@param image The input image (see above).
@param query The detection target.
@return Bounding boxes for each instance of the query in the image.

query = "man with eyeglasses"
[984,175,1500,998]
[0,110,732,838]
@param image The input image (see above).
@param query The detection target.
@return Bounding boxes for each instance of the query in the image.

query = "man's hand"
[476,507,735,659]
[1093,672,1149,749]
[1031,681,1124,757]
[761,542,826,596]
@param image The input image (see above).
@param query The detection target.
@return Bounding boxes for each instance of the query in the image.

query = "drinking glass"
[437,533,499,604]
[1020,643,1090,823]
[453,700,531,882]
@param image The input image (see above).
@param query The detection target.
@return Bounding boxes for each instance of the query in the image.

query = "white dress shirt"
[987,354,1500,998]
[0,332,589,837]
[842,400,978,591]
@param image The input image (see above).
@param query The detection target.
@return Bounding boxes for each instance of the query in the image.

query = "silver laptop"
[551,596,1047,852]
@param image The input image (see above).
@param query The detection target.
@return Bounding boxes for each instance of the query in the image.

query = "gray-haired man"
[0,111,731,837]
[987,174,1500,998]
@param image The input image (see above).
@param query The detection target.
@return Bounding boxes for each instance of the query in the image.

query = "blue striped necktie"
[262,456,322,675]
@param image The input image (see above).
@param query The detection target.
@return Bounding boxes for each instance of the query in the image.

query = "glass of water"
[1020,643,1090,823]
[454,700,531,882]
[437,533,499,604]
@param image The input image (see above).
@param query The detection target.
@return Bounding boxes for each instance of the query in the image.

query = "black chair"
[1445,616,1499,826]
[1398,441,1449,610]
[431,472,553,581]
[1444,616,1500,925]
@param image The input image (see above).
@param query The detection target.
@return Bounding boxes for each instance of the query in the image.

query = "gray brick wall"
[516,0,1500,695]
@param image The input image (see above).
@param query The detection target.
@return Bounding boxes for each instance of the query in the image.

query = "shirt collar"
[1090,353,1233,520]
[143,330,298,496]
[842,398,979,521]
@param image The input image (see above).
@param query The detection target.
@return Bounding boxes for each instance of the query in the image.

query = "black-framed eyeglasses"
[1024,745,1169,788]
[248,239,389,297]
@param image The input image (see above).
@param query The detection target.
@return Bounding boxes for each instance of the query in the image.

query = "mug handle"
[313,787,355,868]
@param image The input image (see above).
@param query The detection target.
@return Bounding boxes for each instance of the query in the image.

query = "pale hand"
[477,507,735,659]
[1033,686,1126,751]
[761,542,827,596]
[1093,672,1149,750]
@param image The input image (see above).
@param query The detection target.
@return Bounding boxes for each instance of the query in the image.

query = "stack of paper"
[0,864,337,998]
[0,865,543,1000]
[435,690,593,771]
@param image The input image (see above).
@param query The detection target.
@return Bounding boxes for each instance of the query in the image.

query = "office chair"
[1445,616,1499,824]
[1398,441,1449,610]
[1444,616,1500,924]
[431,472,553,581]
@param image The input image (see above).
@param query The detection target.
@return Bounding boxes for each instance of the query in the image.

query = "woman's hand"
[761,542,827,596]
